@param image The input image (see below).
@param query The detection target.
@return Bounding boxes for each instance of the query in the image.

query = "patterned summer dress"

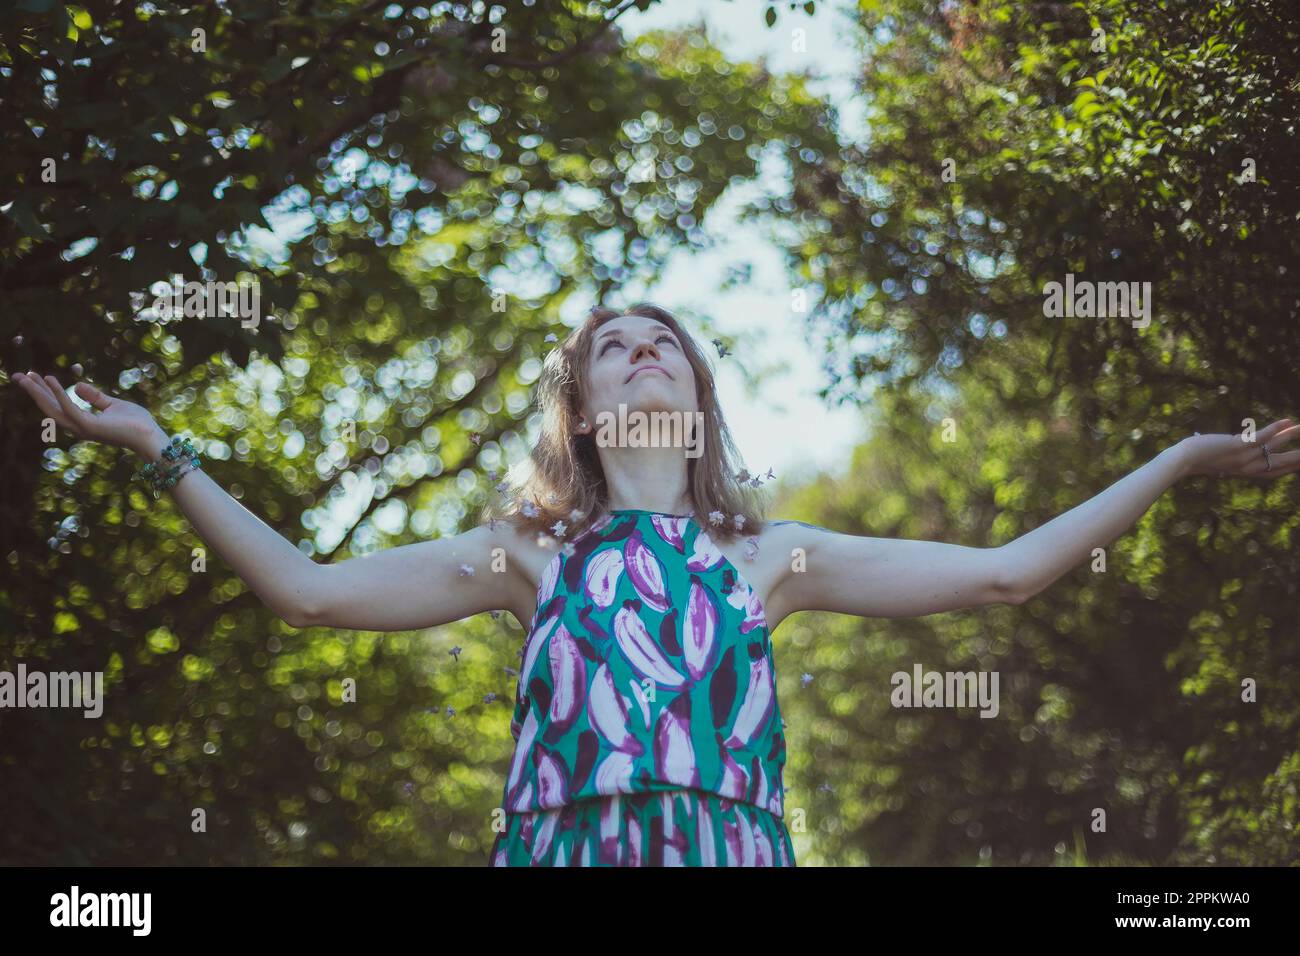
[489,508,795,866]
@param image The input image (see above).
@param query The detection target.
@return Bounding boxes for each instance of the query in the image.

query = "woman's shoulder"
[757,517,837,538]
[465,514,567,626]
[737,517,840,567]
[477,514,558,578]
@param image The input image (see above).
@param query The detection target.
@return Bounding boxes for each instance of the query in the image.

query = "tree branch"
[482,0,640,70]
[319,349,523,560]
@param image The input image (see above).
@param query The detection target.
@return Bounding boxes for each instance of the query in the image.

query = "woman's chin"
[604,398,693,418]
[621,381,689,408]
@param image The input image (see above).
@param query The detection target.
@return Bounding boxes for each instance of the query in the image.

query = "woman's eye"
[600,334,673,356]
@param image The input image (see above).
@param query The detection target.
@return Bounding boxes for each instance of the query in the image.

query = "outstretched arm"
[763,420,1298,622]
[308,522,535,631]
[763,519,1013,621]
[992,421,1297,604]
[13,371,529,632]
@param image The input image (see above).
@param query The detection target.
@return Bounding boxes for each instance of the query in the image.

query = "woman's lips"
[626,365,671,383]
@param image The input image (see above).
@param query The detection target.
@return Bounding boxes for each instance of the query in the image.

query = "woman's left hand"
[1180,418,1300,479]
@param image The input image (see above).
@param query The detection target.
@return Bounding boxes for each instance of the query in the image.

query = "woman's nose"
[630,339,660,362]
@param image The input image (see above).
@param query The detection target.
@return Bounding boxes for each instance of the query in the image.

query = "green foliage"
[0,1,841,863]
[2,0,1296,867]
[764,0,1299,864]
[772,0,1299,417]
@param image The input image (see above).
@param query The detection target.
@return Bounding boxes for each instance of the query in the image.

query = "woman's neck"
[599,445,693,514]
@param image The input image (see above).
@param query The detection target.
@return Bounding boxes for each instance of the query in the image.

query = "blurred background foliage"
[1,0,1297,864]
[767,0,1299,865]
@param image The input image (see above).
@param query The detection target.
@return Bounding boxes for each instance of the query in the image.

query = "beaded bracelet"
[134,435,203,499]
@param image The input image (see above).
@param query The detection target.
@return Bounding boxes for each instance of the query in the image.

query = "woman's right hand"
[12,371,167,459]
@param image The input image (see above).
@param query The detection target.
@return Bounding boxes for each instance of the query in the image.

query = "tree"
[0,1,842,863]
[762,0,1299,864]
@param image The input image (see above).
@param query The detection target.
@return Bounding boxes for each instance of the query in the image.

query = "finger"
[14,373,69,423]
[1244,448,1299,476]
[42,374,92,434]
[1258,418,1295,443]
[21,370,61,405]
[1262,422,1300,450]
[73,380,114,412]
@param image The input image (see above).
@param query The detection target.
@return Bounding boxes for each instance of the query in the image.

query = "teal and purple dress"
[490,509,795,866]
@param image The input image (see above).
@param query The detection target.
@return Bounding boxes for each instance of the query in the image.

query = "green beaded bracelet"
[134,435,203,499]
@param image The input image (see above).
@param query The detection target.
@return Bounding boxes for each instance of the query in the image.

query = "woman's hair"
[481,302,766,543]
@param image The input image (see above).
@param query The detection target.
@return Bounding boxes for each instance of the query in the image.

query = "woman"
[11,302,1298,866]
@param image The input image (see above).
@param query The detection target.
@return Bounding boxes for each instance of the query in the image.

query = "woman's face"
[580,314,698,424]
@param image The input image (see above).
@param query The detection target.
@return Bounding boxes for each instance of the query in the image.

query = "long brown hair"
[481,303,767,544]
